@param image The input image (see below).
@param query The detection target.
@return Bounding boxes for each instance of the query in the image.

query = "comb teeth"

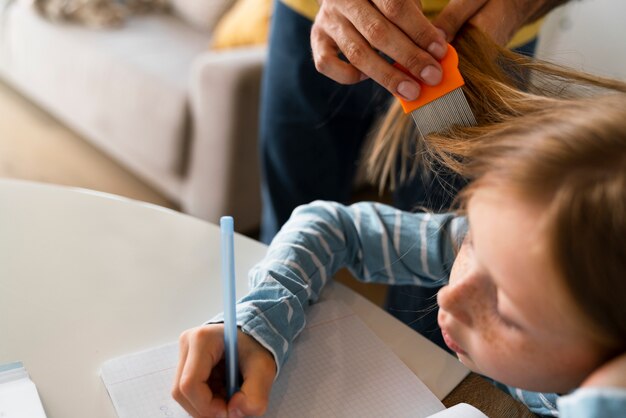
[411,88,476,138]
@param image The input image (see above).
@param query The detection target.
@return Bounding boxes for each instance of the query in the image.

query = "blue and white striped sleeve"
[558,388,626,417]
[209,200,464,376]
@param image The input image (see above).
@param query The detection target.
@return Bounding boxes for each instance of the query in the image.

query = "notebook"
[101,300,481,417]
[0,361,47,418]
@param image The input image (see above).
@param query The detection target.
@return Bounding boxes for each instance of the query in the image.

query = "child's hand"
[582,352,626,389]
[172,324,277,417]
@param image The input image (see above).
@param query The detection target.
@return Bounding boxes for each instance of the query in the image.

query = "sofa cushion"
[212,0,271,49]
[0,2,210,198]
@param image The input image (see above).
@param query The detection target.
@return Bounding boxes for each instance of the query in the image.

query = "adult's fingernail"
[420,65,442,86]
[397,81,420,101]
[229,408,244,418]
[436,27,448,42]
[427,41,447,60]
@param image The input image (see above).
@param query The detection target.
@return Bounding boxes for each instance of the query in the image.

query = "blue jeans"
[259,0,534,349]
[259,0,390,244]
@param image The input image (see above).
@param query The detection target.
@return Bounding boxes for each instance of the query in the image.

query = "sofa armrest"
[183,46,267,232]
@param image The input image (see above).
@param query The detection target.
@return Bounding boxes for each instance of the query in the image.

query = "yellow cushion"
[212,0,538,50]
[212,0,272,49]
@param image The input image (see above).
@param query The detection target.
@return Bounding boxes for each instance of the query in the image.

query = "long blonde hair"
[367,26,626,351]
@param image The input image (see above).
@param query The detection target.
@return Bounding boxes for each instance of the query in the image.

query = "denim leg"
[259,1,390,244]
[515,38,538,57]
[386,169,466,351]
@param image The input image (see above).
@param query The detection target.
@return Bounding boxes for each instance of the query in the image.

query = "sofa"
[535,0,626,81]
[0,0,266,232]
[4,0,623,234]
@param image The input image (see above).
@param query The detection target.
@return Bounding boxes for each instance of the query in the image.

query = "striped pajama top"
[208,200,626,417]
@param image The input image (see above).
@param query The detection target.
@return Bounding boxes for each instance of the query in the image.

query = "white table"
[0,179,467,417]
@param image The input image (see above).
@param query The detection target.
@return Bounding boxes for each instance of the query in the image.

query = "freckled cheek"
[466,326,521,377]
[477,339,543,389]
[474,309,499,344]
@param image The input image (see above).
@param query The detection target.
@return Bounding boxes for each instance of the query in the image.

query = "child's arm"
[174,200,463,417]
[216,201,462,374]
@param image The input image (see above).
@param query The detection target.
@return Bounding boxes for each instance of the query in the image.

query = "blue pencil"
[220,216,239,399]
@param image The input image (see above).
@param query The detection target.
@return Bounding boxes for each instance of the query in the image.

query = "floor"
[0,79,388,306]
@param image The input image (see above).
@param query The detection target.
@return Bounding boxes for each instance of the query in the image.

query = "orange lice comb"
[394,44,475,138]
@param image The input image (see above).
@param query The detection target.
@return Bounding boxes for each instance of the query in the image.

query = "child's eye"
[497,309,521,330]
[494,294,521,330]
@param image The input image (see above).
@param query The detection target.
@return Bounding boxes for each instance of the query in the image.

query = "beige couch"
[0,0,266,232]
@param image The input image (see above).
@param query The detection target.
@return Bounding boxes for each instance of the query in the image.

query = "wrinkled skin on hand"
[310,0,568,99]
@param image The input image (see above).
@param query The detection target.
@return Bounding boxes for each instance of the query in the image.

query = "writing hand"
[310,0,448,101]
[172,325,277,418]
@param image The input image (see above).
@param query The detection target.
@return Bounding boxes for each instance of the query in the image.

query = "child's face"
[437,187,607,393]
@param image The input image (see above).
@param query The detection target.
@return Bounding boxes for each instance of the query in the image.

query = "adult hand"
[310,0,449,101]
[172,324,277,418]
[581,352,626,389]
[434,0,568,46]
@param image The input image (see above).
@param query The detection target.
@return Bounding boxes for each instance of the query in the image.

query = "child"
[172,29,626,418]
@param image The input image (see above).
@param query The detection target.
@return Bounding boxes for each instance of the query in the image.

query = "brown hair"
[367,26,626,351]
[366,26,626,191]
[460,95,626,351]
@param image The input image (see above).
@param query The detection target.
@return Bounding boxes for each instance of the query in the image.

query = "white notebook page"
[101,300,446,417]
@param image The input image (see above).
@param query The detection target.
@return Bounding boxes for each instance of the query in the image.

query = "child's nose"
[437,277,478,327]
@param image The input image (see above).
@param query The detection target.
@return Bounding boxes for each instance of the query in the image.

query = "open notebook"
[101,300,485,417]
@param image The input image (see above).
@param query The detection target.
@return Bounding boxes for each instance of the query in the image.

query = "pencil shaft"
[220,216,238,399]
